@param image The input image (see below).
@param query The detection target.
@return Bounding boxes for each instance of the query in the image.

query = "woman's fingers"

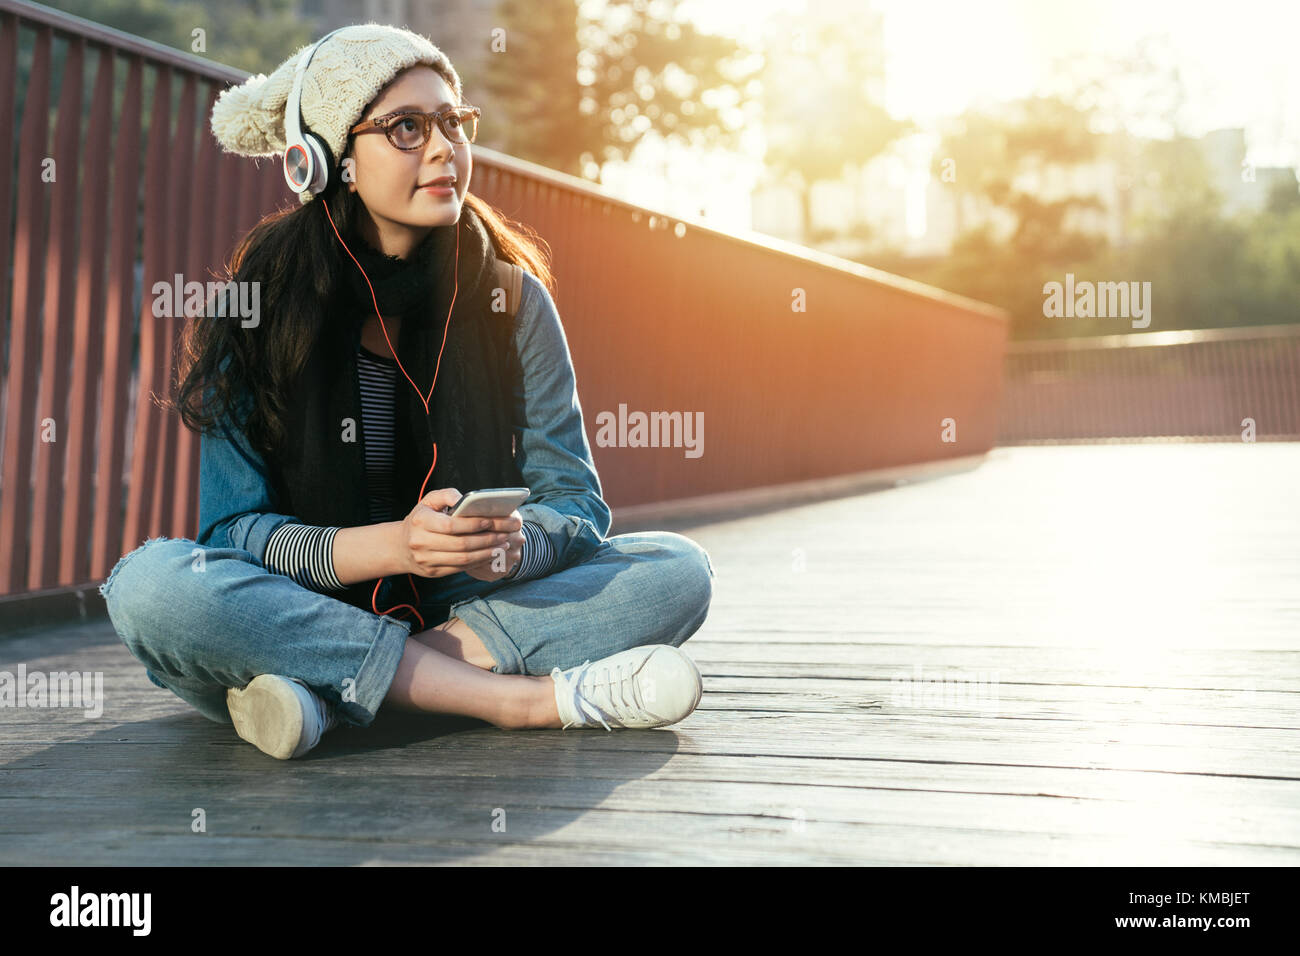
[415,545,502,577]
[413,505,490,536]
[422,529,511,552]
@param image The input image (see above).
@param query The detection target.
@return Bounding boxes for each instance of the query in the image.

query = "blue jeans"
[98,531,714,729]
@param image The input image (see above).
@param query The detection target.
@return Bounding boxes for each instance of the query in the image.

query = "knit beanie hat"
[210,23,462,203]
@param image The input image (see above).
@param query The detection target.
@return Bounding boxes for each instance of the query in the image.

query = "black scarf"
[267,203,524,618]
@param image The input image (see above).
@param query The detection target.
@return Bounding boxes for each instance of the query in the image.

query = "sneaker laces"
[551,659,646,731]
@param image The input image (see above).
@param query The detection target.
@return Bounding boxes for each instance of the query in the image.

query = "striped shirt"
[357,344,400,524]
[262,342,553,592]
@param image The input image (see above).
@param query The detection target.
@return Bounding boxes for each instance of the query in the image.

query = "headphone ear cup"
[303,133,331,195]
[283,136,315,193]
[309,133,338,195]
[283,133,332,195]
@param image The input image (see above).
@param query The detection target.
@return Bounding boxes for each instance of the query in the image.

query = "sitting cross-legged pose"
[99,24,715,760]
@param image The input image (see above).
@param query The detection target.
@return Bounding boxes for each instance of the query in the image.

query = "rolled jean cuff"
[340,613,413,727]
[447,596,526,675]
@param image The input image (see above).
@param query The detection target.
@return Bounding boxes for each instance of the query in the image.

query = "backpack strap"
[493,259,525,319]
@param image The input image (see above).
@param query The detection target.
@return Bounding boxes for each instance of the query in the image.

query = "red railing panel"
[122,64,171,548]
[0,23,51,593]
[29,33,83,588]
[147,71,196,537]
[61,41,115,586]
[0,12,17,333]
[998,327,1300,443]
[90,54,142,584]
[171,84,222,537]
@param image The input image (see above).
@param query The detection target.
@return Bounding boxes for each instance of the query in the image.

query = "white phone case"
[447,487,530,519]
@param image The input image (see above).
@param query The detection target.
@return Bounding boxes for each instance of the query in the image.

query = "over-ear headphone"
[283,28,345,195]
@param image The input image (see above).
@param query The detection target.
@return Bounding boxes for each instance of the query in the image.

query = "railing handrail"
[1006,323,1300,354]
[0,0,248,83]
[474,144,1010,324]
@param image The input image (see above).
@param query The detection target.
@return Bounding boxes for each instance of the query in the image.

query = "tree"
[483,0,759,181]
[761,14,909,241]
[932,95,1106,265]
[478,0,588,175]
[41,0,311,74]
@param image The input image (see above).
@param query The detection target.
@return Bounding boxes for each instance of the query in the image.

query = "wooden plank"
[2,782,1295,860]
[683,643,1300,693]
[8,739,1300,821]
[0,794,1291,866]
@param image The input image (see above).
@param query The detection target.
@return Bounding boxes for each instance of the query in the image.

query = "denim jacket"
[195,271,611,609]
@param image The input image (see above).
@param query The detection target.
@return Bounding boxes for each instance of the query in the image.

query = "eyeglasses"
[348,106,481,149]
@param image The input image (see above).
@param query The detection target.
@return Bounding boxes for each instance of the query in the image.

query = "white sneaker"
[550,645,703,731]
[226,675,339,759]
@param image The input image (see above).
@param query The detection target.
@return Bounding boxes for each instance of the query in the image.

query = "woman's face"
[345,66,471,258]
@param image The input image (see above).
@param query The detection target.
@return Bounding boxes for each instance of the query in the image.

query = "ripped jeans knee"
[99,535,175,603]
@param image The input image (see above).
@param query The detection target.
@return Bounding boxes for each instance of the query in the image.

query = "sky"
[606,0,1300,229]
[872,0,1299,165]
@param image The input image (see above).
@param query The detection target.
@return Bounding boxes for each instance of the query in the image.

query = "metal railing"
[998,325,1300,443]
[0,0,1009,600]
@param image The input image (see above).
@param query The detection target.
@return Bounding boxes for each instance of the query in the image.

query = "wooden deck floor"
[2,443,1298,865]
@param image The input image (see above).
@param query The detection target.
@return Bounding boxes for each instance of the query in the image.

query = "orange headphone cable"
[322,199,462,629]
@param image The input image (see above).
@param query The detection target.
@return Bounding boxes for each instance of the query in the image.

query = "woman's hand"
[462,510,525,582]
[395,488,522,579]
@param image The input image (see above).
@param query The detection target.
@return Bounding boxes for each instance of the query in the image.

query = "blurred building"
[1200,128,1298,218]
[755,124,1298,258]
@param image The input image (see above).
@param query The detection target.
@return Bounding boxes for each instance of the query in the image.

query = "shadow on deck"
[2,443,1298,865]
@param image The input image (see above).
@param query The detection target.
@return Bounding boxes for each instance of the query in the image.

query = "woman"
[99,24,714,760]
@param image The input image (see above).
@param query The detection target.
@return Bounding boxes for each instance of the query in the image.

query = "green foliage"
[481,0,759,181]
[763,16,909,239]
[39,0,311,73]
[892,98,1300,339]
[478,0,587,176]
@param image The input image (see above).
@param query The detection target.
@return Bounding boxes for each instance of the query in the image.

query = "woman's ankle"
[492,676,561,730]
[530,675,563,728]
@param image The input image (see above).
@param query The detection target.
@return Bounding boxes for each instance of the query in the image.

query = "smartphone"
[445,487,530,519]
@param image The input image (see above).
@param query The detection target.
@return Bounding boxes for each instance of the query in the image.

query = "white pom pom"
[209,47,305,156]
[210,73,280,156]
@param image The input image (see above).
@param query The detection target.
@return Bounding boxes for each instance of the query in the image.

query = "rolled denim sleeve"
[196,394,299,564]
[505,272,611,581]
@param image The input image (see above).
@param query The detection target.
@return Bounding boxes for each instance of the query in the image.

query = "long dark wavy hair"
[165,99,555,459]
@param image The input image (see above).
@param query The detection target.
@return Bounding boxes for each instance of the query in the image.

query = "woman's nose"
[423,124,456,163]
